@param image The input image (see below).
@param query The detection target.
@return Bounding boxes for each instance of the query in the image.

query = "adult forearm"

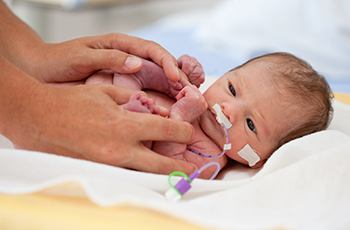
[0,1,45,75]
[0,55,42,141]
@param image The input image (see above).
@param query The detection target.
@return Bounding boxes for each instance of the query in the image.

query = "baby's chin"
[225,150,244,164]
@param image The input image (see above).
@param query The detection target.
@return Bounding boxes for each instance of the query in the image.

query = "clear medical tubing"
[198,161,221,180]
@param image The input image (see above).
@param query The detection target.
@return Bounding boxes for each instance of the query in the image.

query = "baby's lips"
[210,109,220,126]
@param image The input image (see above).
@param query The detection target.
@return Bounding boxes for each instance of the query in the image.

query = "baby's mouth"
[212,103,232,129]
[209,109,221,127]
[208,109,226,141]
[208,107,232,152]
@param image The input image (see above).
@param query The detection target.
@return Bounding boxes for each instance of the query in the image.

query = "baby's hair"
[235,52,333,149]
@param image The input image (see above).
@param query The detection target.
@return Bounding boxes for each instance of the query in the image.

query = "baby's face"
[200,60,291,167]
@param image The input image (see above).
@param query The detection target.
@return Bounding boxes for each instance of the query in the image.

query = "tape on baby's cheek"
[237,144,260,167]
[212,104,232,129]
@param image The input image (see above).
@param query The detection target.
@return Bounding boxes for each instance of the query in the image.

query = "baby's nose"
[221,103,239,124]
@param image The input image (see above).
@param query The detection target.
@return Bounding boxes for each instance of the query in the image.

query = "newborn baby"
[86,52,333,179]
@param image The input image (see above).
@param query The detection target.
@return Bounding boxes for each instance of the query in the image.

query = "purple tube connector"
[165,161,220,202]
[174,170,199,195]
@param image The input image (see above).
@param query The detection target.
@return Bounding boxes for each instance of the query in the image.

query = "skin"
[103,56,292,179]
[85,54,204,90]
[0,1,197,175]
[86,55,221,179]
[200,59,292,167]
[148,59,292,178]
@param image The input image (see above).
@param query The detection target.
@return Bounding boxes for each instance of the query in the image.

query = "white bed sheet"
[2,1,350,228]
[1,77,350,230]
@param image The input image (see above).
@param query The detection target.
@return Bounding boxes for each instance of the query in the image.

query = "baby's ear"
[250,159,267,169]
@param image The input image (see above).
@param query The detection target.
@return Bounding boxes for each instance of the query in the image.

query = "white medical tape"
[224,143,231,150]
[237,144,260,167]
[212,103,232,129]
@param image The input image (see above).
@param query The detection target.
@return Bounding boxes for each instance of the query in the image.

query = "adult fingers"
[124,144,198,175]
[104,84,194,143]
[126,109,195,144]
[46,80,85,87]
[178,69,192,88]
[87,49,143,74]
[85,33,180,82]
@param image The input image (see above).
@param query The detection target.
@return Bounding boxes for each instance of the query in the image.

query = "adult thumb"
[124,55,143,72]
[90,49,143,74]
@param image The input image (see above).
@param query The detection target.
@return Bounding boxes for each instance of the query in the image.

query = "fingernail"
[125,56,142,69]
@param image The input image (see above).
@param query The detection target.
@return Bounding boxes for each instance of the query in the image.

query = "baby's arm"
[152,86,228,179]
[168,85,207,123]
[152,85,207,157]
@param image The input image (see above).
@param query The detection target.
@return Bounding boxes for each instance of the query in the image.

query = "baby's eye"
[229,83,236,96]
[247,119,257,133]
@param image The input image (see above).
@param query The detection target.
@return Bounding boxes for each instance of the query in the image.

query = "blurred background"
[4,0,350,92]
[6,0,218,43]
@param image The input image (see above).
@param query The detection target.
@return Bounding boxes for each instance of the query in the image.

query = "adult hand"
[0,2,196,175]
[23,33,189,85]
[1,67,196,175]
[1,1,191,87]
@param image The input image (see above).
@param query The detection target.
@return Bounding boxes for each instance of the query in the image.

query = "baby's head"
[202,52,333,167]
[251,52,333,146]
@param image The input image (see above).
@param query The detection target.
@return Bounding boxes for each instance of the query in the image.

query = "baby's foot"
[169,85,208,123]
[121,92,160,114]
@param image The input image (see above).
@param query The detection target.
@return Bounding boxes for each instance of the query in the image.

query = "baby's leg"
[86,56,205,99]
[86,59,180,95]
[113,58,183,98]
[85,70,114,85]
[86,71,161,113]
[152,85,207,159]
